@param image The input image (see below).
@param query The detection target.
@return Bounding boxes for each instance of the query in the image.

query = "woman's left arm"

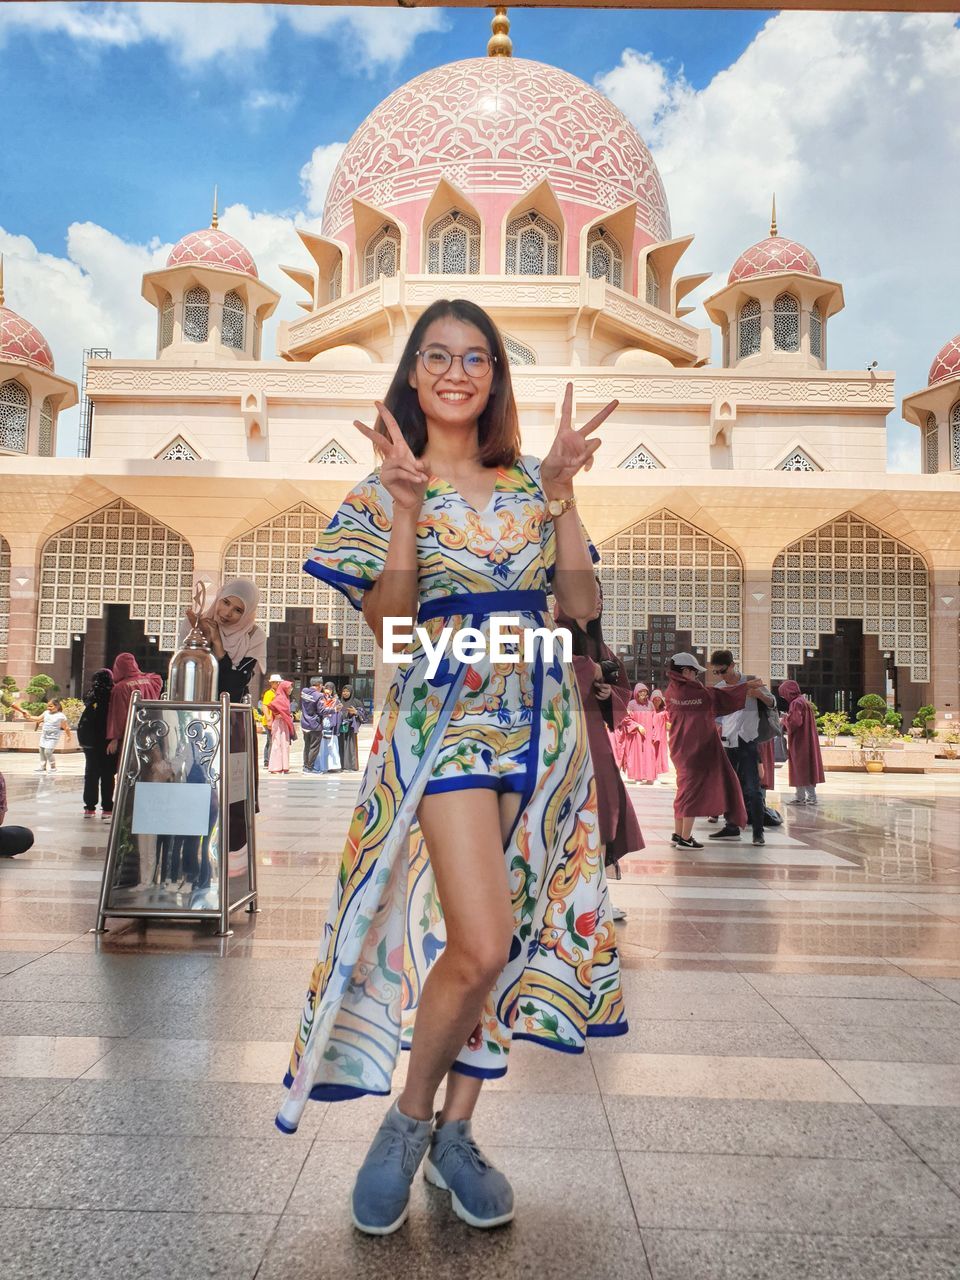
[542,384,618,619]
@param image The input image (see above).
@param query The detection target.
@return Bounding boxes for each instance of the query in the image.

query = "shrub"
[913,705,937,738]
[884,709,903,732]
[60,698,85,729]
[938,728,960,759]
[856,693,887,724]
[819,711,852,744]
[851,720,897,761]
[23,674,60,717]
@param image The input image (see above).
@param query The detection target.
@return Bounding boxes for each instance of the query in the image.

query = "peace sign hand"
[353,401,429,512]
[540,382,617,499]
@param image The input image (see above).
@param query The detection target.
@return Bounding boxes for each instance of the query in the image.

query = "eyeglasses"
[416,346,496,379]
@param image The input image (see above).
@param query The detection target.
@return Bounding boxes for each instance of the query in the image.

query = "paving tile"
[643,1230,960,1280]
[874,1106,960,1162]
[593,1052,858,1102]
[829,1061,960,1106]
[923,978,960,1005]
[605,1095,913,1160]
[0,952,44,975]
[742,972,940,1000]
[620,1150,960,1234]
[21,1079,326,1139]
[137,1004,302,1040]
[0,1036,114,1079]
[0,1001,149,1038]
[80,1037,291,1084]
[0,1209,278,1280]
[766,995,960,1030]
[797,1023,960,1064]
[932,1163,960,1196]
[0,1133,309,1213]
[0,1078,69,1134]
[588,1017,817,1058]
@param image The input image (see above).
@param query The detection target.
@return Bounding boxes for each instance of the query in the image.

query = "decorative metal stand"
[95,692,258,937]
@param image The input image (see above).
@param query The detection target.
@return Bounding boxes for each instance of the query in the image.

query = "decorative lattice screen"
[36,500,193,661]
[620,445,662,470]
[771,512,929,681]
[598,510,742,656]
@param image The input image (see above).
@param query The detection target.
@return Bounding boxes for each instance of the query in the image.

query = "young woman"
[266,680,296,774]
[622,683,658,784]
[779,679,825,804]
[17,698,72,772]
[338,686,364,772]
[650,688,670,778]
[181,577,267,702]
[277,299,626,1237]
[665,653,763,848]
[77,668,115,818]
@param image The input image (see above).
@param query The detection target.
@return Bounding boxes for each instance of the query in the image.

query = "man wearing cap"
[260,674,282,768]
[665,652,765,849]
[708,650,776,847]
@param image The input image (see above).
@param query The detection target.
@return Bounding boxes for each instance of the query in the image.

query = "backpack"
[76,698,101,749]
[755,688,783,744]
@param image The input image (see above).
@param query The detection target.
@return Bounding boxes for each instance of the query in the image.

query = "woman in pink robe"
[267,680,296,775]
[622,683,658,784]
[665,655,763,848]
[778,679,825,804]
[650,688,670,777]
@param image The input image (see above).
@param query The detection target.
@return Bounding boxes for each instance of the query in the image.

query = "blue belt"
[417,589,549,624]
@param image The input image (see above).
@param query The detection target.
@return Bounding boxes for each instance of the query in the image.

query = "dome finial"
[211,184,219,230]
[488,6,512,57]
[770,193,778,238]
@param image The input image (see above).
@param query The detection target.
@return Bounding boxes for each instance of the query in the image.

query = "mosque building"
[1,12,958,724]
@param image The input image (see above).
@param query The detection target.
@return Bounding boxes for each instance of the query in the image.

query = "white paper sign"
[132,782,214,837]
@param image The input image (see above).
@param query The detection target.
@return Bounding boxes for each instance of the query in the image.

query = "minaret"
[488,6,512,57]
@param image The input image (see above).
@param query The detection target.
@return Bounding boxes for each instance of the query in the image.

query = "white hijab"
[179,578,267,673]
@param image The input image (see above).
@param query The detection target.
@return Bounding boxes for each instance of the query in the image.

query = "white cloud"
[299,143,348,216]
[0,2,445,69]
[597,12,960,471]
[245,88,299,114]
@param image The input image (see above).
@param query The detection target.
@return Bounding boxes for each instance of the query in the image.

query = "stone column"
[928,568,960,728]
[742,565,774,682]
[5,553,40,685]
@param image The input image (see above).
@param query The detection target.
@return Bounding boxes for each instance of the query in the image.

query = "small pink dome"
[0,305,54,371]
[166,227,258,278]
[928,334,960,386]
[729,236,821,285]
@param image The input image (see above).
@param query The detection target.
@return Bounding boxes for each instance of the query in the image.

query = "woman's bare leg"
[397,788,516,1122]
[679,816,695,839]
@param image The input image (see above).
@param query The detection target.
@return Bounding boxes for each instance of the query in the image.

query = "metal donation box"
[95,692,259,936]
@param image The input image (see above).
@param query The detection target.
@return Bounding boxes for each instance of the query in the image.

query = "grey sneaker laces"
[374,1125,427,1178]
[443,1129,490,1176]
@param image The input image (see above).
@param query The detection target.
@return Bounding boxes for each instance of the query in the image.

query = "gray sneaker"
[350,1100,433,1235]
[425,1114,515,1229]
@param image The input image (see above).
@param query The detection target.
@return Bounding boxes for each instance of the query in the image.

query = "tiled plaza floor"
[1,737,960,1279]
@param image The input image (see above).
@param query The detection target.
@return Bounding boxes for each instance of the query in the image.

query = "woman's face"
[216,595,245,627]
[408,316,494,433]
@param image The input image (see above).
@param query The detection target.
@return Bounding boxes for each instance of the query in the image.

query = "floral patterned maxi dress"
[276,456,628,1132]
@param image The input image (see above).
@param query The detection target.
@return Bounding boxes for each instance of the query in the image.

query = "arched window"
[329,258,342,303]
[586,226,623,289]
[924,412,939,474]
[809,303,823,360]
[363,224,400,285]
[503,335,536,366]
[951,402,960,471]
[737,299,761,359]
[183,285,210,343]
[427,210,481,275]
[0,379,29,453]
[221,290,245,351]
[505,211,560,276]
[38,397,55,457]
[159,291,174,350]
[773,292,800,352]
[645,260,660,308]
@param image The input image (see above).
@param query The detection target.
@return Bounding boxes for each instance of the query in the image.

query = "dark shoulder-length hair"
[375,298,521,468]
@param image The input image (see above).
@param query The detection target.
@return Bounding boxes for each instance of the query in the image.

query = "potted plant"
[856,693,888,726]
[851,720,896,772]
[818,711,852,746]
[938,728,960,760]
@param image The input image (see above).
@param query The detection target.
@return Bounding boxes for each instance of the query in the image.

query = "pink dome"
[929,334,960,386]
[729,236,821,285]
[166,227,258,278]
[322,56,670,244]
[0,305,54,372]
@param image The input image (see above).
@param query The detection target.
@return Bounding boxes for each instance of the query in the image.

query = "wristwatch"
[546,495,577,519]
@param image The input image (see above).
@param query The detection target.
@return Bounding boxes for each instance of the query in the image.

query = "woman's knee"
[445,930,513,989]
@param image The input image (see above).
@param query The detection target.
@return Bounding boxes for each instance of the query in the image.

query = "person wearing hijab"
[180,577,267,702]
[665,653,764,848]
[313,682,342,774]
[650,688,670,778]
[778,679,825,804]
[106,653,164,756]
[267,679,296,774]
[555,590,643,920]
[622,683,659,784]
[338,686,365,772]
[77,668,116,818]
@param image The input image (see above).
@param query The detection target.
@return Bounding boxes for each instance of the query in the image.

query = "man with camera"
[708,650,777,847]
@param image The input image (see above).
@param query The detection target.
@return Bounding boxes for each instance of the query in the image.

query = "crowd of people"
[256,674,365,775]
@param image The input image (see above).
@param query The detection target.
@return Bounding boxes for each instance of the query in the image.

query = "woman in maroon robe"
[778,679,825,804]
[650,688,670,777]
[106,653,163,756]
[665,653,763,848]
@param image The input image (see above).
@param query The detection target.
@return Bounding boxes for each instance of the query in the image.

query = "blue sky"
[1,6,958,468]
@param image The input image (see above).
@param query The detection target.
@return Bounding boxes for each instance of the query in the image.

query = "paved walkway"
[1,742,959,1279]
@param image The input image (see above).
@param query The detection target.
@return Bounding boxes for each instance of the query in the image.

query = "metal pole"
[246,703,260,913]
[216,691,232,937]
[93,690,140,932]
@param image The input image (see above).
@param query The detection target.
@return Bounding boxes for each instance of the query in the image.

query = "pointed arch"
[36,500,193,662]
[951,401,960,471]
[221,289,246,351]
[809,302,823,360]
[773,292,800,352]
[503,180,565,277]
[502,334,536,366]
[183,285,210,343]
[0,379,29,453]
[737,299,761,359]
[771,513,929,682]
[923,413,939,474]
[222,503,373,667]
[38,396,56,457]
[363,223,401,286]
[597,510,742,658]
[586,225,623,289]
